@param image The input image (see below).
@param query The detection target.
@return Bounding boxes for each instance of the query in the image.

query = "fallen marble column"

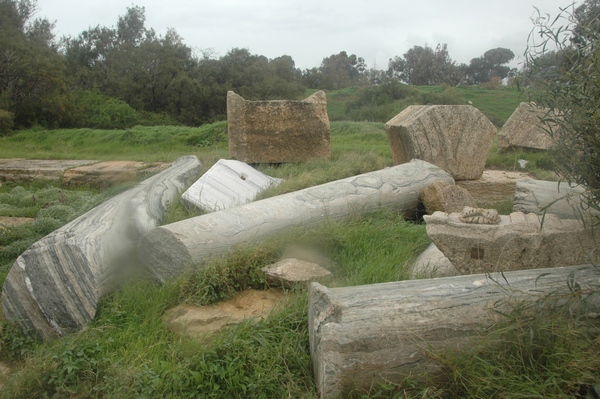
[513,179,598,219]
[138,159,453,284]
[2,156,201,339]
[309,264,600,399]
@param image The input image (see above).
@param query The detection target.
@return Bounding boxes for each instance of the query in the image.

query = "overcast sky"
[36,0,574,70]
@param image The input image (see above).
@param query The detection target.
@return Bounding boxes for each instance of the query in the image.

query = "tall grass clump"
[325,208,430,285]
[429,287,600,399]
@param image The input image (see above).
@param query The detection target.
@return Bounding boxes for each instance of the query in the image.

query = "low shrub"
[0,109,14,136]
[184,120,228,147]
[345,81,465,122]
[73,90,140,129]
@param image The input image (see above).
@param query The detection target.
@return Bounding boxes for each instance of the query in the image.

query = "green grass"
[486,137,560,181]
[325,87,362,121]
[0,277,315,398]
[415,85,523,126]
[428,293,600,399]
[0,122,229,162]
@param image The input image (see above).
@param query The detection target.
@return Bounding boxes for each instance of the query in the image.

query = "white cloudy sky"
[36,0,574,70]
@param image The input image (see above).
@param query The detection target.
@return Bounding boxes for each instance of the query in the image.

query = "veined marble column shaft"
[2,156,201,339]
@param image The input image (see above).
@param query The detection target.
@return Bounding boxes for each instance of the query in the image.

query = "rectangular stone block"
[227,91,331,163]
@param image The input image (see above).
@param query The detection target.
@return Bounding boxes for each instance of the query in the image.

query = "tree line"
[0,0,517,131]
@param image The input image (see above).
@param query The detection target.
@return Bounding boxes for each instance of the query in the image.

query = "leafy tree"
[263,55,305,97]
[3,2,308,128]
[465,47,515,84]
[525,0,600,210]
[63,6,202,125]
[572,0,600,45]
[116,5,146,46]
[307,51,367,89]
[0,0,72,128]
[214,48,304,99]
[388,44,465,85]
[72,89,140,129]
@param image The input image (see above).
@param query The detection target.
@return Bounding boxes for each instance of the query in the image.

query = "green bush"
[74,90,140,129]
[136,111,181,127]
[0,109,14,136]
[184,120,228,147]
[344,81,465,122]
[417,86,465,105]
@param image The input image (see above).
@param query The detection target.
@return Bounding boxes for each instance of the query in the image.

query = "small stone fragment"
[261,258,332,288]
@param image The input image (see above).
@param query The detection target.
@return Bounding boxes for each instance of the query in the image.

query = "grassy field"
[0,87,597,398]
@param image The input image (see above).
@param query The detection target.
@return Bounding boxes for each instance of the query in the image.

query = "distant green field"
[325,84,522,125]
[415,85,523,125]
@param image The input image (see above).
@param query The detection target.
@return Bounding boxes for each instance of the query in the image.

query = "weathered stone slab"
[408,242,459,279]
[309,264,600,399]
[456,170,531,208]
[227,91,331,163]
[424,210,600,275]
[181,159,282,212]
[138,160,453,284]
[498,103,554,152]
[421,180,475,214]
[0,159,97,182]
[62,160,170,188]
[513,179,598,219]
[261,258,332,288]
[164,289,286,336]
[1,156,201,339]
[385,105,496,180]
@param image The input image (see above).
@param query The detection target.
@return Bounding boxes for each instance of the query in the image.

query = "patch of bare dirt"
[0,216,35,228]
[163,288,287,337]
